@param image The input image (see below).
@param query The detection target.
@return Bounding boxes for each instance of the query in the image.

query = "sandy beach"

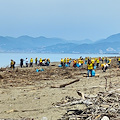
[0,59,120,120]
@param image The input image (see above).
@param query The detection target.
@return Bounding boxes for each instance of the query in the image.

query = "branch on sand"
[51,79,80,88]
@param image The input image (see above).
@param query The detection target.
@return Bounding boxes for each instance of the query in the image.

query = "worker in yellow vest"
[73,59,77,67]
[67,58,69,64]
[102,57,104,63]
[108,59,111,67]
[30,58,33,67]
[85,57,88,64]
[87,60,93,77]
[10,59,14,69]
[91,59,95,68]
[80,58,84,67]
[35,57,38,65]
[61,58,64,66]
[96,59,99,68]
[118,57,120,64]
[64,57,66,66]
[39,58,43,66]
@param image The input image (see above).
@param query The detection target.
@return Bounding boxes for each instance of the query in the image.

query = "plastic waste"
[76,63,80,67]
[92,70,95,76]
[36,68,44,72]
[94,66,96,69]
[40,68,44,71]
[65,64,69,67]
[58,64,62,67]
[41,117,48,120]
[36,69,39,72]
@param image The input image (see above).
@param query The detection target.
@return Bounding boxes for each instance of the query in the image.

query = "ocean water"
[0,53,120,68]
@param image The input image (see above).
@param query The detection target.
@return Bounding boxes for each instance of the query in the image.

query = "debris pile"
[55,90,120,120]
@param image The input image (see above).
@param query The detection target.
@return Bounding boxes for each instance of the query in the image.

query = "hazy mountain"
[69,39,93,44]
[0,33,120,53]
[95,33,120,43]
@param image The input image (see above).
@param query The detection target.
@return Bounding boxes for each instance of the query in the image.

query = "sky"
[0,0,120,41]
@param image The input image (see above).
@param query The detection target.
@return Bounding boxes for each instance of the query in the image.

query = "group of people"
[60,57,112,77]
[10,56,120,77]
[20,58,50,68]
[10,57,50,69]
[60,58,72,67]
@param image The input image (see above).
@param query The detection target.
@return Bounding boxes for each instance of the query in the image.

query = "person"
[118,57,120,65]
[64,58,66,66]
[45,59,50,66]
[61,58,64,66]
[91,58,95,68]
[67,58,70,66]
[105,57,107,63]
[10,59,14,69]
[13,60,16,69]
[101,63,108,72]
[108,59,111,67]
[48,58,50,63]
[102,57,104,63]
[78,58,81,67]
[85,57,88,64]
[96,58,99,68]
[81,58,84,67]
[20,58,24,68]
[87,60,93,77]
[39,58,43,66]
[26,58,28,67]
[35,57,38,65]
[30,58,33,67]
[73,59,77,67]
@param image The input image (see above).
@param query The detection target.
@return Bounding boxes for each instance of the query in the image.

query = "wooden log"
[51,79,80,88]
[83,74,99,77]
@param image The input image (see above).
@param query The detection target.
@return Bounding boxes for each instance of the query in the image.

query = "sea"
[0,53,120,68]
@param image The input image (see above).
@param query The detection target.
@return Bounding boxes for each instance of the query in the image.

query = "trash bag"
[92,70,95,76]
[65,64,69,67]
[76,63,80,67]
[36,69,39,72]
[58,64,62,67]
[94,66,96,69]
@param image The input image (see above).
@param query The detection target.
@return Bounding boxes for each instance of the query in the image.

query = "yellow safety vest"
[87,63,93,70]
[67,58,69,63]
[97,59,99,63]
[30,59,33,63]
[118,58,120,61]
[61,59,63,63]
[40,59,42,63]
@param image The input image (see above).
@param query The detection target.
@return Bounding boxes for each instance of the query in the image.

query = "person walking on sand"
[30,58,33,67]
[20,58,24,68]
[10,59,14,69]
[35,57,38,65]
[64,57,66,66]
[87,60,93,77]
[39,58,43,66]
[25,58,28,67]
[96,58,99,68]
[61,58,64,66]
[101,63,108,72]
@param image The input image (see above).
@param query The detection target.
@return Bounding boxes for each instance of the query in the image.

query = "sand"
[0,60,120,120]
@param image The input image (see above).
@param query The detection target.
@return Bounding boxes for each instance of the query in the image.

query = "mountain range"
[0,33,120,53]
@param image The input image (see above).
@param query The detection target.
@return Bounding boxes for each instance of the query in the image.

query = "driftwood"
[83,74,99,77]
[5,109,40,114]
[54,99,92,108]
[51,79,80,88]
[56,90,120,120]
